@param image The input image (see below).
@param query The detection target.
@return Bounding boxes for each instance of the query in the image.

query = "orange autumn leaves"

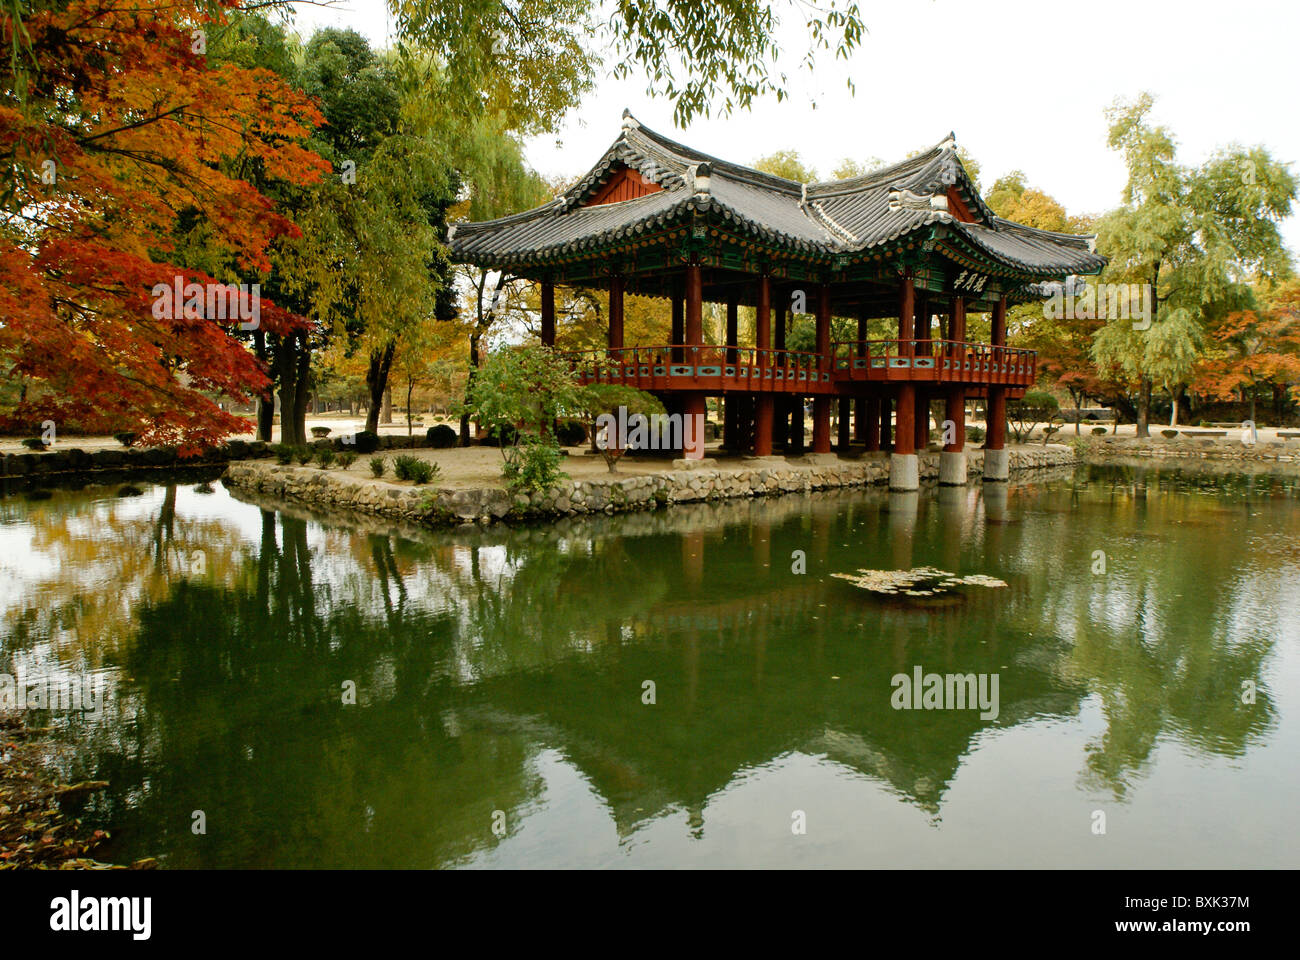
[1,0,330,450]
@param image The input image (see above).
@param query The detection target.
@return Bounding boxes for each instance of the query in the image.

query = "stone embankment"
[222,445,1077,525]
[1080,434,1300,463]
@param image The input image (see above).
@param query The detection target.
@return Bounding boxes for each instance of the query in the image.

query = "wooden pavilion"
[448,111,1105,489]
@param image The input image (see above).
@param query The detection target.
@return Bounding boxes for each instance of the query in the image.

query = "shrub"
[555,419,587,446]
[427,424,458,448]
[481,423,517,447]
[1091,426,1109,436]
[295,447,314,465]
[369,456,386,477]
[392,455,438,484]
[114,431,137,448]
[502,436,566,493]
[337,452,357,470]
[348,431,381,454]
[316,447,336,468]
[21,438,46,451]
[1161,428,1179,439]
[272,443,294,465]
[965,426,985,444]
[310,426,331,438]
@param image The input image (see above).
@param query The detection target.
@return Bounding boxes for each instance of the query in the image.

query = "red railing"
[560,340,1036,392]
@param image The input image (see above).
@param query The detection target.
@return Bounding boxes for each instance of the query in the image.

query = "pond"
[2,463,1297,868]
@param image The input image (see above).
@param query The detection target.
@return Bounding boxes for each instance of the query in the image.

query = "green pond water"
[2,463,1298,868]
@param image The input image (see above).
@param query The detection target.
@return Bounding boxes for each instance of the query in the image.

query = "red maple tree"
[1,0,329,452]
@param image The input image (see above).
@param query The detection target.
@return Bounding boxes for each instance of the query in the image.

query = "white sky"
[289,0,1300,255]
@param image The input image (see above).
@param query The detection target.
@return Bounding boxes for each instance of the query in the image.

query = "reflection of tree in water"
[999,465,1286,797]
[5,464,1291,863]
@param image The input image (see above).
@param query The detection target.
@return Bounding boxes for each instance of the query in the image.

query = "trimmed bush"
[21,438,46,451]
[555,419,587,447]
[348,430,381,454]
[316,447,336,468]
[114,431,137,448]
[1092,426,1109,436]
[427,424,458,448]
[369,456,386,478]
[337,452,357,470]
[272,443,294,465]
[1161,429,1179,439]
[481,424,517,447]
[310,427,332,438]
[295,447,314,465]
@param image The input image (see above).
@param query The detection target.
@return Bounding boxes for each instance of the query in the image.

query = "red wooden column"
[773,298,788,448]
[671,291,684,363]
[812,283,832,453]
[753,273,774,456]
[894,273,915,457]
[540,281,555,347]
[940,296,967,485]
[984,295,1009,481]
[608,275,625,351]
[722,296,739,451]
[854,307,868,443]
[682,262,706,458]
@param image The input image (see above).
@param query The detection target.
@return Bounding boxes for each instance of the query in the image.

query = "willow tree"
[1091,94,1296,436]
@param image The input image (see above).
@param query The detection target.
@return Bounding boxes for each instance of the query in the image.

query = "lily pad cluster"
[831,566,1008,597]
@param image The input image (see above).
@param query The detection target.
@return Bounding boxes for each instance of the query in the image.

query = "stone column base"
[983,447,1009,482]
[889,452,919,491]
[939,450,967,485]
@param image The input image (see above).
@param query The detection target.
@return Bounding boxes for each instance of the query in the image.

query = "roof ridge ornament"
[691,161,711,197]
[621,108,639,132]
[889,188,950,215]
[940,133,957,153]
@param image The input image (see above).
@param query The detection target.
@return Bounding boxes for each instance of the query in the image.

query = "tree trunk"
[292,336,310,444]
[364,342,396,434]
[1136,377,1151,438]
[459,330,482,447]
[253,330,274,442]
[382,386,393,426]
[275,334,301,446]
[406,378,415,438]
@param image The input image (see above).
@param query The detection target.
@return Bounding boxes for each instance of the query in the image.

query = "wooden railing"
[560,340,1036,392]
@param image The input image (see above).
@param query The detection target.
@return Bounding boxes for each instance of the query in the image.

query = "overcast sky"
[290,0,1300,254]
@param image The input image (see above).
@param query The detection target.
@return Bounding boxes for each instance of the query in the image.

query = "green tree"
[1090,93,1296,436]
[752,149,817,182]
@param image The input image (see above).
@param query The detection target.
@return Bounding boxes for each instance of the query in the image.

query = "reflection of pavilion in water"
[223,477,1083,827]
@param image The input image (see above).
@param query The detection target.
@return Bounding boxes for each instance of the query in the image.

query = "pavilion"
[448,111,1105,490]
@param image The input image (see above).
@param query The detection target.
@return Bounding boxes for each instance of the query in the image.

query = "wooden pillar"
[540,281,555,347]
[754,273,774,456]
[894,273,916,455]
[608,274,625,351]
[837,397,851,451]
[854,308,868,443]
[945,389,965,452]
[991,295,1007,347]
[946,294,966,454]
[880,396,892,451]
[866,396,881,451]
[986,389,1006,449]
[685,264,703,347]
[914,390,929,450]
[812,283,832,453]
[682,263,705,458]
[725,296,738,364]
[671,291,684,363]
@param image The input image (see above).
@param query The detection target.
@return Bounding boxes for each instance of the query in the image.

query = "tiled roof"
[449,112,1107,278]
